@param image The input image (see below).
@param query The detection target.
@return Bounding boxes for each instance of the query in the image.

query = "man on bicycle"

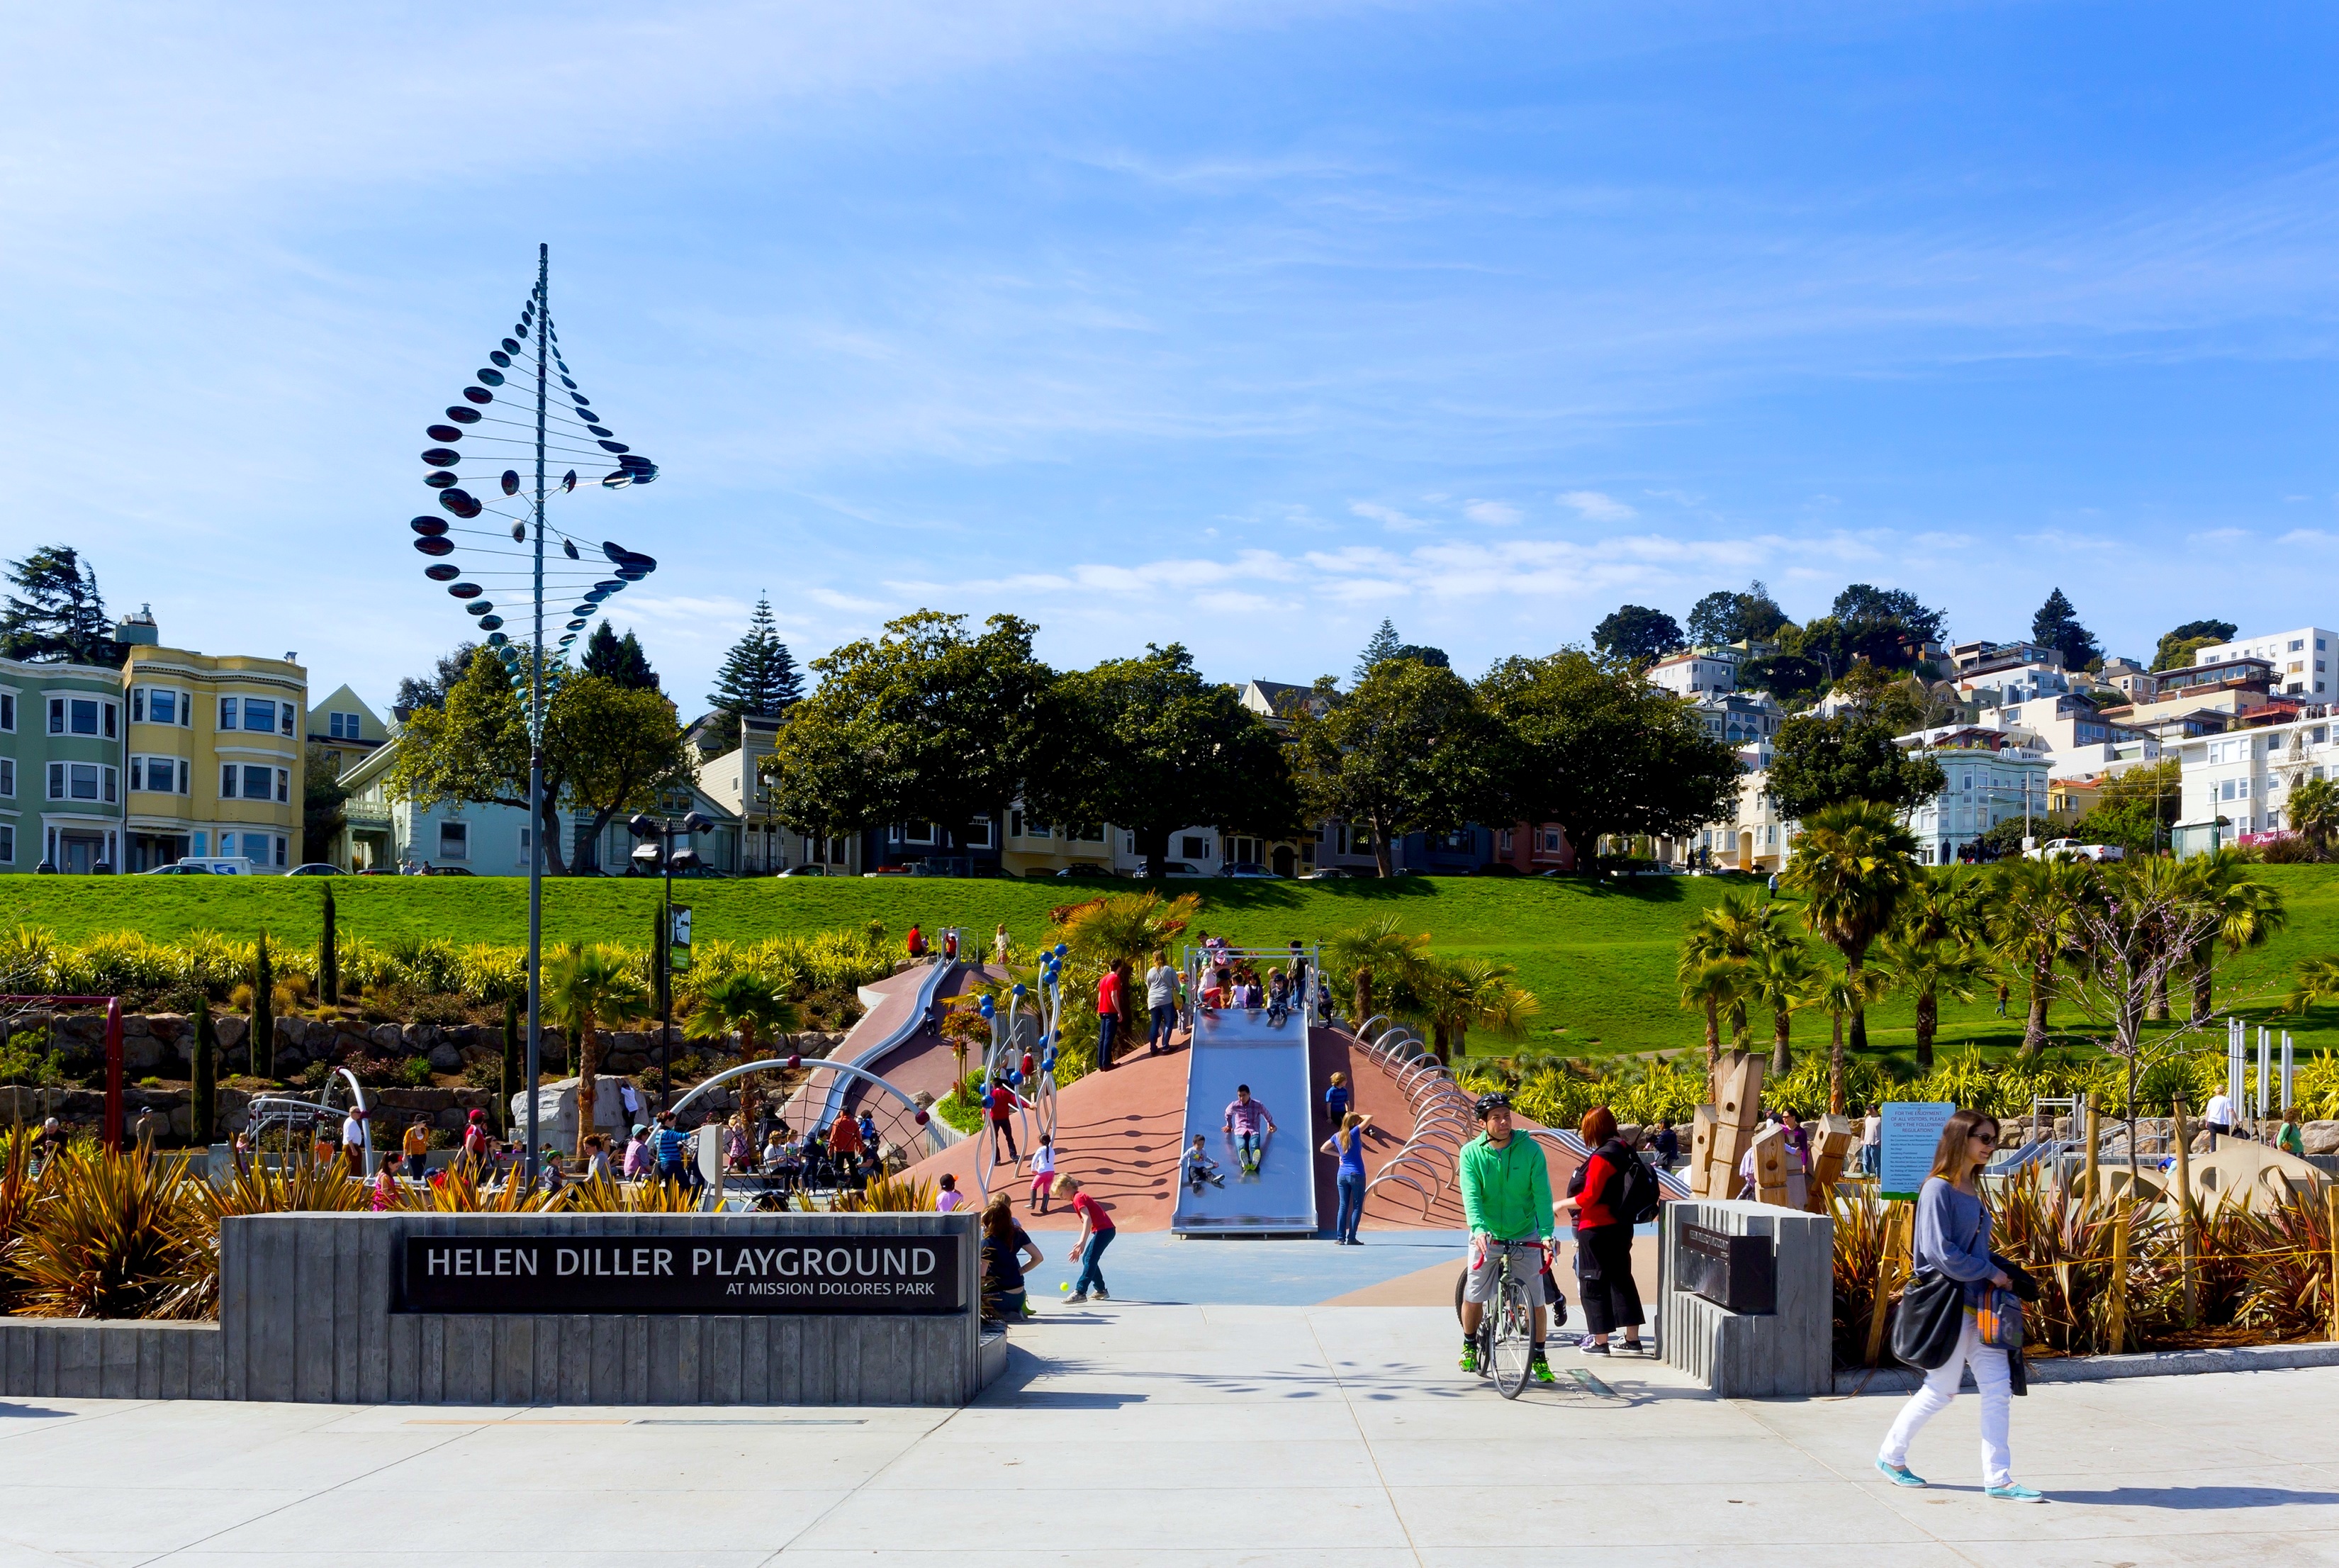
[1459,1090,1556,1382]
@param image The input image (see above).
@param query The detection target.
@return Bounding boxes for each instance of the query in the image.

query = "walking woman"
[1321,1111,1374,1244]
[1876,1107,2045,1503]
[1556,1107,1645,1355]
[1058,1175,1116,1304]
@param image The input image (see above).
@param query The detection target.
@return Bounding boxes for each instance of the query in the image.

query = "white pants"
[1878,1311,2012,1489]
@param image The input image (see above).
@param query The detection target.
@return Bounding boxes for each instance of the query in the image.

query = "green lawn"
[9,868,2339,1063]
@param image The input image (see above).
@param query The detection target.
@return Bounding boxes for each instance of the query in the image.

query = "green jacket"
[1459,1131,1553,1242]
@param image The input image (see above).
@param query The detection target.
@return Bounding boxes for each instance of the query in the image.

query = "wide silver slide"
[1170,966,1318,1235]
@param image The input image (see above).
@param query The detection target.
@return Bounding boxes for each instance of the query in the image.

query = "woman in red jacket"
[1556,1107,1646,1356]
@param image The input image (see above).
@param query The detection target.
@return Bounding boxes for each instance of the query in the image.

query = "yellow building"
[116,609,307,873]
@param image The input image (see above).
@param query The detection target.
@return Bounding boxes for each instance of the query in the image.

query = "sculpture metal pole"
[525,242,549,1186]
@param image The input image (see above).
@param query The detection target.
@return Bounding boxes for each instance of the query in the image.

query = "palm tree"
[1811,962,1890,1114]
[1677,955,1751,1070]
[1870,932,1983,1072]
[542,943,651,1157]
[1056,891,1203,971]
[1988,857,2088,1060]
[1681,890,1781,1049]
[2286,954,2339,1015]
[1781,800,1918,1057]
[2181,849,2287,1023]
[1423,956,1541,1061]
[1323,916,1431,1031]
[685,970,802,1135]
[2289,775,2339,859]
[1741,935,1817,1077]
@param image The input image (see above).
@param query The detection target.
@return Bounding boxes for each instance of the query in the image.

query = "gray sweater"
[1912,1175,1995,1283]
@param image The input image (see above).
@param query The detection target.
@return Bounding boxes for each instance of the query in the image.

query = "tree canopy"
[761,610,1050,842]
[387,650,688,875]
[393,642,484,715]
[708,595,802,719]
[1,546,120,666]
[1765,712,1947,820]
[1289,660,1503,877]
[1476,649,1741,872]
[1591,604,1684,664]
[2152,618,2237,672]
[2030,587,2102,672]
[582,623,659,690]
[1026,644,1297,877]
[1685,581,1790,649]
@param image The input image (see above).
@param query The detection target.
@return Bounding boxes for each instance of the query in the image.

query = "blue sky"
[8,2,2339,715]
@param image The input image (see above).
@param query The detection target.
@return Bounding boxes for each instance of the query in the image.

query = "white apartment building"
[1995,693,2160,768]
[1647,649,1739,699]
[2175,715,2338,842]
[1900,729,2051,866]
[1672,744,1796,873]
[2190,627,2335,698]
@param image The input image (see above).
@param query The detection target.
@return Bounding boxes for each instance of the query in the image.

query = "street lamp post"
[631,809,711,1111]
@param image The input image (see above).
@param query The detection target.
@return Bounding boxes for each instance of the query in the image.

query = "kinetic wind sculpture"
[972,946,1065,1204]
[405,244,663,1177]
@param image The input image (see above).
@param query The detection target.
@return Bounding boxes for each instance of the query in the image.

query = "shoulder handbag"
[1889,1267,1966,1370]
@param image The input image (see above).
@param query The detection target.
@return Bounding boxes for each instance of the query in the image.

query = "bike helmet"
[1472,1090,1513,1120]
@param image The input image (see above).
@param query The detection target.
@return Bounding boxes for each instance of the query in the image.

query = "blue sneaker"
[1985,1483,2046,1503]
[1875,1460,1926,1488]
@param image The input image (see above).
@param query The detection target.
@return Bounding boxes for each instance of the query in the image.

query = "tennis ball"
[1059,1281,1070,1292]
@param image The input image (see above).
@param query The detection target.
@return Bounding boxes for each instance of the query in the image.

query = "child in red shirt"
[1058,1175,1116,1303]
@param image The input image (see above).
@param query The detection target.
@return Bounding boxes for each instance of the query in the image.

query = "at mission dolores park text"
[399,1236,967,1315]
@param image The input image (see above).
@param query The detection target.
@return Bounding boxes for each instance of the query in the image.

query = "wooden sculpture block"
[1806,1114,1856,1211]
[1749,1122,1792,1206]
[1710,1051,1764,1129]
[1688,1104,1719,1197]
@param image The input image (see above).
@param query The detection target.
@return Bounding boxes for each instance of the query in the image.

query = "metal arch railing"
[247,1066,376,1173]
[672,1055,963,1159]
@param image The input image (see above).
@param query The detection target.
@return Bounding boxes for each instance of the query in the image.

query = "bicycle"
[1452,1239,1561,1399]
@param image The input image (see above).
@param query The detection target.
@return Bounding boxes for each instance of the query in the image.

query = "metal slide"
[1171,961,1319,1236]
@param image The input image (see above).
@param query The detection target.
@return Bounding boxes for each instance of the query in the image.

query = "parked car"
[1466,862,1521,876]
[775,864,827,877]
[421,865,476,876]
[1301,867,1356,880]
[286,863,344,876]
[1216,862,1283,879]
[2026,838,2125,863]
[1054,863,1116,878]
[1143,861,1202,878]
[143,862,212,875]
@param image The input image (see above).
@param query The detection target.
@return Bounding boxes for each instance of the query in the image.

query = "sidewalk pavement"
[6,1303,2336,1564]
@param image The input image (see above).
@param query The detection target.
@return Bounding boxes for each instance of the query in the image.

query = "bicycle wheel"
[1490,1267,1535,1399]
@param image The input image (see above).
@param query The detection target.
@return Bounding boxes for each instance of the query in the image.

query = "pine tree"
[1353,619,1403,683]
[318,884,340,1006]
[250,933,275,1082]
[582,623,659,690]
[2031,587,2102,672]
[1,545,121,666]
[707,595,803,720]
[190,1004,216,1144]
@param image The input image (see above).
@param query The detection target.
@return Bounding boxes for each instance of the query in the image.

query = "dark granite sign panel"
[400,1234,965,1314]
[1673,1221,1776,1315]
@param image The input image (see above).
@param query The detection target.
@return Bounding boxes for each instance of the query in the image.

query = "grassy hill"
[8,868,2339,1064]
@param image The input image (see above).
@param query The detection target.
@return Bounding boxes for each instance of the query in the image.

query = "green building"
[0,653,127,873]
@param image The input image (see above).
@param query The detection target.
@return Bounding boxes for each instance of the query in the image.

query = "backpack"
[1605,1141,1661,1225]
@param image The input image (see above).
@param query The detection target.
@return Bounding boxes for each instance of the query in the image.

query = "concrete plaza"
[4,1302,2335,1566]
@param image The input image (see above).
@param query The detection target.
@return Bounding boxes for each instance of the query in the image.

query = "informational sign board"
[1878,1102,1956,1200]
[400,1234,965,1314]
[1673,1221,1777,1315]
[669,904,692,973]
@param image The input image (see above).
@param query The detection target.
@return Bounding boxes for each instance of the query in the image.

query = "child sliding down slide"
[1184,1134,1225,1191]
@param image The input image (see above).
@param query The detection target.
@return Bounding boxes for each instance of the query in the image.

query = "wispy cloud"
[1350,500,1436,532]
[1559,491,1636,523]
[1464,499,1522,525]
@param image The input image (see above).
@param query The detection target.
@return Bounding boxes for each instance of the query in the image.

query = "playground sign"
[1877,1102,1956,1200]
[400,1234,966,1314]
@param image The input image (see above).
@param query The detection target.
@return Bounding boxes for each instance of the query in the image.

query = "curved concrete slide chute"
[671,1057,963,1159]
[1172,946,1320,1236]
[246,1066,375,1172]
[816,958,959,1132]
